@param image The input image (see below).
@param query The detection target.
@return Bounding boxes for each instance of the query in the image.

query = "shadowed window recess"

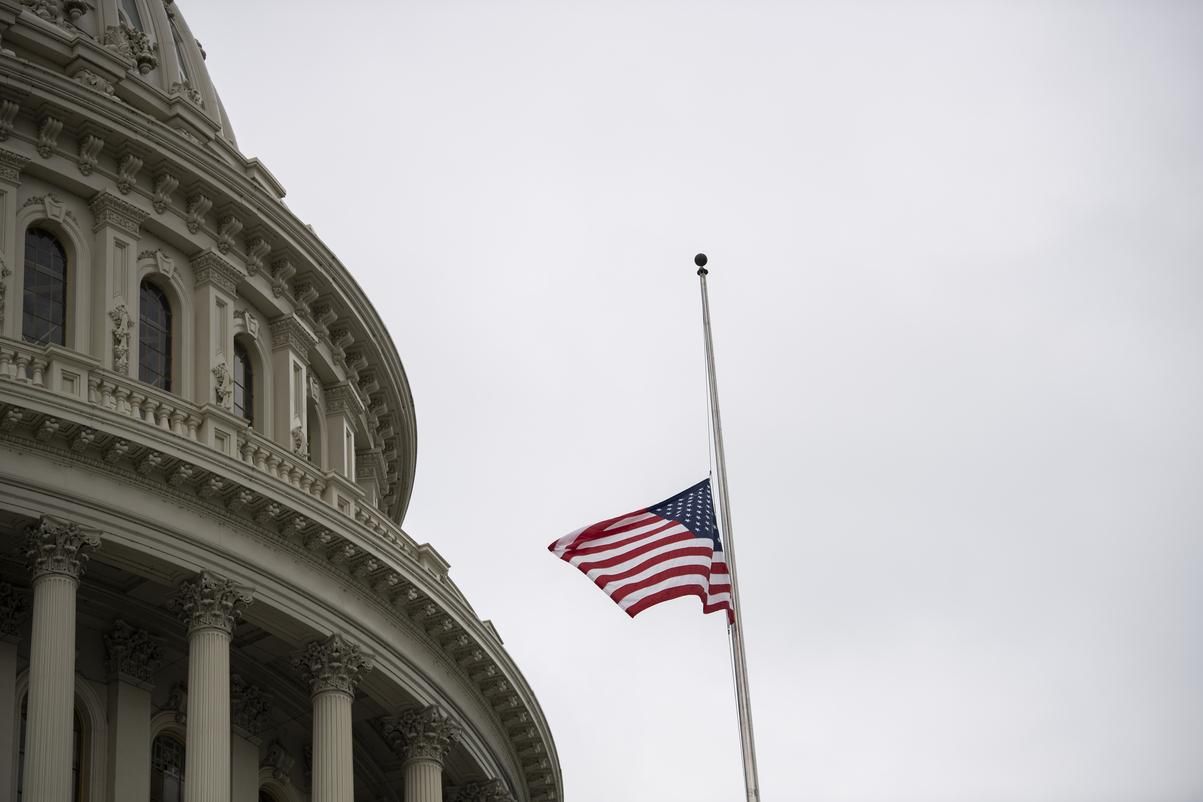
[139,280,173,391]
[22,228,68,347]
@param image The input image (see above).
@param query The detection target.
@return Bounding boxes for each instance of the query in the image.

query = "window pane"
[139,281,173,391]
[22,228,67,347]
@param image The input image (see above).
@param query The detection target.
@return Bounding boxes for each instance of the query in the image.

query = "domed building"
[0,1,561,801]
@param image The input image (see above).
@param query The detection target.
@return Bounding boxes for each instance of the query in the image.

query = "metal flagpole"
[695,253,761,802]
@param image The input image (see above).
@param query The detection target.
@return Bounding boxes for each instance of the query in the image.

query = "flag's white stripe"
[705,591,732,605]
[617,573,710,609]
[599,553,713,593]
[566,517,679,553]
[568,524,690,569]
[602,512,657,532]
[580,533,705,580]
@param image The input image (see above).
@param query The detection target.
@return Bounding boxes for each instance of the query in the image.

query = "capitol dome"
[0,1,561,801]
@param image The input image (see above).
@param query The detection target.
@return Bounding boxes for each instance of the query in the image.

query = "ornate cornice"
[171,570,252,635]
[381,704,461,765]
[451,780,516,802]
[0,148,31,184]
[104,619,162,686]
[89,191,148,236]
[269,315,318,353]
[24,517,100,581]
[293,633,373,697]
[191,250,243,294]
[324,382,364,417]
[0,582,29,640]
[231,673,270,735]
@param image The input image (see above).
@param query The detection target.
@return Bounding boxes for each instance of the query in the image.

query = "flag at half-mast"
[548,479,733,621]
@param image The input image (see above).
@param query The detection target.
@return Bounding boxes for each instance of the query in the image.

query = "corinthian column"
[382,705,461,802]
[21,517,100,802]
[294,634,373,802]
[173,571,252,802]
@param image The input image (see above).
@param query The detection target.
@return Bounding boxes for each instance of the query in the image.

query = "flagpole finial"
[695,253,708,275]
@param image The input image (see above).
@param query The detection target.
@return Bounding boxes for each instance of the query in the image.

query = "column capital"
[172,571,252,635]
[293,633,373,697]
[451,779,516,802]
[0,148,31,184]
[191,249,243,294]
[89,190,148,236]
[270,315,318,353]
[0,581,29,641]
[24,517,101,581]
[382,704,461,765]
[104,619,162,687]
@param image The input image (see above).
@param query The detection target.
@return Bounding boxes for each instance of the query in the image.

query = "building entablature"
[0,27,416,521]
[0,376,562,801]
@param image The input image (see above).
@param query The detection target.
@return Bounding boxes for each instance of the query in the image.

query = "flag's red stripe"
[567,509,653,542]
[572,530,694,573]
[607,563,713,603]
[590,544,714,588]
[562,519,680,557]
[625,584,708,618]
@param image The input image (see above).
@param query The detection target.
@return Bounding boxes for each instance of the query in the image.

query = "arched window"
[16,697,85,802]
[233,339,254,423]
[22,228,68,346]
[118,0,144,31]
[151,733,185,802]
[139,280,173,391]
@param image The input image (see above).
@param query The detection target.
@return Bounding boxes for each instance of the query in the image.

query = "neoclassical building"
[0,1,562,801]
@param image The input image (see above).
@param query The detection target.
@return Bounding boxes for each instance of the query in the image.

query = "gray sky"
[188,2,1203,800]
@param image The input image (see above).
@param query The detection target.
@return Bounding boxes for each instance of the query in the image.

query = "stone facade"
[0,1,560,801]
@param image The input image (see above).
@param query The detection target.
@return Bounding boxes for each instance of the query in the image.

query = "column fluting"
[294,633,373,802]
[21,518,99,802]
[173,571,253,802]
[382,704,461,802]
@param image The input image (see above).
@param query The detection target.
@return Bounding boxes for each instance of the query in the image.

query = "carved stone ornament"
[216,214,243,254]
[116,152,143,194]
[104,619,163,685]
[171,571,252,635]
[0,102,19,142]
[262,740,295,782]
[74,70,116,97]
[36,115,62,158]
[244,236,270,275]
[451,780,516,802]
[152,171,178,214]
[62,0,88,21]
[234,308,259,338]
[90,191,148,236]
[212,361,232,408]
[291,426,308,458]
[166,680,187,723]
[191,250,241,294]
[231,674,270,735]
[103,23,159,74]
[78,133,104,174]
[381,705,461,764]
[24,517,101,581]
[0,582,29,639]
[108,304,134,372]
[0,257,10,331]
[269,316,317,353]
[139,248,175,280]
[292,633,373,697]
[170,80,204,108]
[185,191,211,232]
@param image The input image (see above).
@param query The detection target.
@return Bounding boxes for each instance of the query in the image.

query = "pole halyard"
[695,254,761,802]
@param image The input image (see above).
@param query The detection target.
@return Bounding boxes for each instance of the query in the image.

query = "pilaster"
[192,250,243,409]
[0,148,30,340]
[269,315,317,454]
[104,620,161,802]
[231,675,269,802]
[88,191,148,371]
[323,382,362,480]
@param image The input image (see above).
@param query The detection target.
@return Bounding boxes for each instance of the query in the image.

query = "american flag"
[548,479,734,621]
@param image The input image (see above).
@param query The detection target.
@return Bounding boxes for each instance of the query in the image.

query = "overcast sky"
[187,2,1202,800]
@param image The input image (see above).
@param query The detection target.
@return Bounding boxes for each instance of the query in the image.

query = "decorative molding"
[73,69,116,97]
[185,190,212,233]
[24,516,101,581]
[78,133,104,174]
[270,258,295,298]
[323,382,364,417]
[89,191,148,235]
[104,619,163,686]
[0,582,29,640]
[108,304,133,372]
[191,250,241,294]
[381,704,461,764]
[234,308,260,339]
[451,780,516,802]
[103,23,159,74]
[116,152,143,194]
[24,193,72,223]
[216,214,243,254]
[293,633,373,697]
[244,236,270,275]
[0,100,19,141]
[171,570,252,635]
[269,316,317,353]
[62,0,89,20]
[231,674,270,735]
[213,361,233,408]
[0,148,30,183]
[36,115,63,158]
[170,80,204,108]
[138,248,175,280]
[262,740,295,782]
[152,171,179,214]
